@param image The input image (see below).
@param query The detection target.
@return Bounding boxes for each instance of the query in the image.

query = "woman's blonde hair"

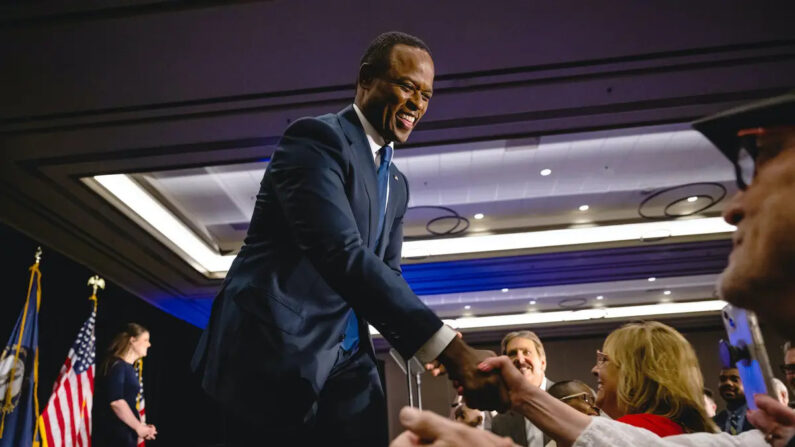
[603,321,718,433]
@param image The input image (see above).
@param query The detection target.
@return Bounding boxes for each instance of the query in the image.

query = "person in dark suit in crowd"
[491,330,553,447]
[714,367,754,434]
[192,31,504,446]
[94,323,156,447]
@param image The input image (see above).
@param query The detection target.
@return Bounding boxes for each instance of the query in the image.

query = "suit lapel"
[338,106,380,248]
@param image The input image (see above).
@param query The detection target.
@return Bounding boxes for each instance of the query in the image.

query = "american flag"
[37,309,96,447]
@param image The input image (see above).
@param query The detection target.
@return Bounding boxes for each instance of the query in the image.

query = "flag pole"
[1,247,42,439]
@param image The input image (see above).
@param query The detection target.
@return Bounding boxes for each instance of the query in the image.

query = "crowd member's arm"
[479,356,769,447]
[390,407,518,447]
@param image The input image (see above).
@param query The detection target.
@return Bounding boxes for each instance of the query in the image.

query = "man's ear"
[358,63,376,89]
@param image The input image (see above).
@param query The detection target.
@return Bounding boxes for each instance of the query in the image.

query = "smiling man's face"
[718,368,745,405]
[505,336,546,387]
[356,44,434,144]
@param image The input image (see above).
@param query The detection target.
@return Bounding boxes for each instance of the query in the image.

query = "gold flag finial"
[87,275,105,296]
[34,246,42,264]
[87,275,105,312]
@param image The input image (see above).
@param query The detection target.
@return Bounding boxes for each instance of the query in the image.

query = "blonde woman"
[590,321,717,435]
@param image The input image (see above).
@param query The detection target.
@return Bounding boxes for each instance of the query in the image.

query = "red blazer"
[617,413,685,437]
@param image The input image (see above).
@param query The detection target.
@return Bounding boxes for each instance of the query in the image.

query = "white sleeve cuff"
[412,324,457,364]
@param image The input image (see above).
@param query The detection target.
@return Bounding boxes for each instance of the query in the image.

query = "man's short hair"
[548,380,594,401]
[500,330,545,359]
[359,31,431,80]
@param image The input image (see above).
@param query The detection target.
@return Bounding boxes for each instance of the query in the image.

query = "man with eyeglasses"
[391,92,795,447]
[193,31,504,446]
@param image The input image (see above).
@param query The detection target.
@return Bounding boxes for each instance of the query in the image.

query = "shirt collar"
[540,376,549,391]
[353,103,393,158]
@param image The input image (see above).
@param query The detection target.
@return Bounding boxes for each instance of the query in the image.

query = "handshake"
[426,335,520,413]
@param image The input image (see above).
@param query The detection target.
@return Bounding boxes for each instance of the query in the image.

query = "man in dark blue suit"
[192,31,505,446]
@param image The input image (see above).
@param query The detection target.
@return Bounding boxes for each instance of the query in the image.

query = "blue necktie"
[342,145,393,352]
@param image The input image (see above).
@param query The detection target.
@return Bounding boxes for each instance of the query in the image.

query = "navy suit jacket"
[192,106,443,421]
[714,406,754,434]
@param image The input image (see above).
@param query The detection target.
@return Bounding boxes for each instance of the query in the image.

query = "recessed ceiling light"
[529,300,537,305]
[663,290,672,295]
[501,288,509,293]
[540,168,552,176]
[464,305,471,310]
[596,295,604,300]
[474,213,485,220]
[687,196,699,203]
[648,277,656,282]
[579,205,590,211]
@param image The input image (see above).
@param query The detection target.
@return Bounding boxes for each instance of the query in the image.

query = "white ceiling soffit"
[422,274,719,318]
[370,300,728,335]
[84,123,737,278]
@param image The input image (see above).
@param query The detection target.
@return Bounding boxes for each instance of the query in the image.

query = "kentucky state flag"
[0,260,42,447]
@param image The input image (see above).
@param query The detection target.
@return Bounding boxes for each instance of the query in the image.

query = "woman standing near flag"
[94,323,157,447]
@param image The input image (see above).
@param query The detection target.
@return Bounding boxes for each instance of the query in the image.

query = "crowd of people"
[443,322,795,447]
[392,90,795,446]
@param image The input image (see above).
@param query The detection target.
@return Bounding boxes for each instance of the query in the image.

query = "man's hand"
[436,337,510,412]
[425,331,463,376]
[477,356,533,410]
[747,394,795,447]
[390,407,519,447]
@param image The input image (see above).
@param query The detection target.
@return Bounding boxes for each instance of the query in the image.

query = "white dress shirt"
[573,416,766,447]
[351,104,457,363]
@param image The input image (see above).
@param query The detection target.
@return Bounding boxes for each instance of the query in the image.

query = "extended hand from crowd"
[390,407,519,447]
[477,355,533,409]
[747,394,795,447]
[433,337,510,411]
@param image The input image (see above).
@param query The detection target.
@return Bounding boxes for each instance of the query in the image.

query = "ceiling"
[2,0,794,331]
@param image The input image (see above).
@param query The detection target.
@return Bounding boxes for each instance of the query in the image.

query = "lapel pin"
[393,175,398,181]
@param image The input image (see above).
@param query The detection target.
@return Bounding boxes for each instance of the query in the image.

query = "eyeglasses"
[595,350,610,367]
[380,77,433,102]
[780,363,795,374]
[560,391,596,406]
[733,126,795,190]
